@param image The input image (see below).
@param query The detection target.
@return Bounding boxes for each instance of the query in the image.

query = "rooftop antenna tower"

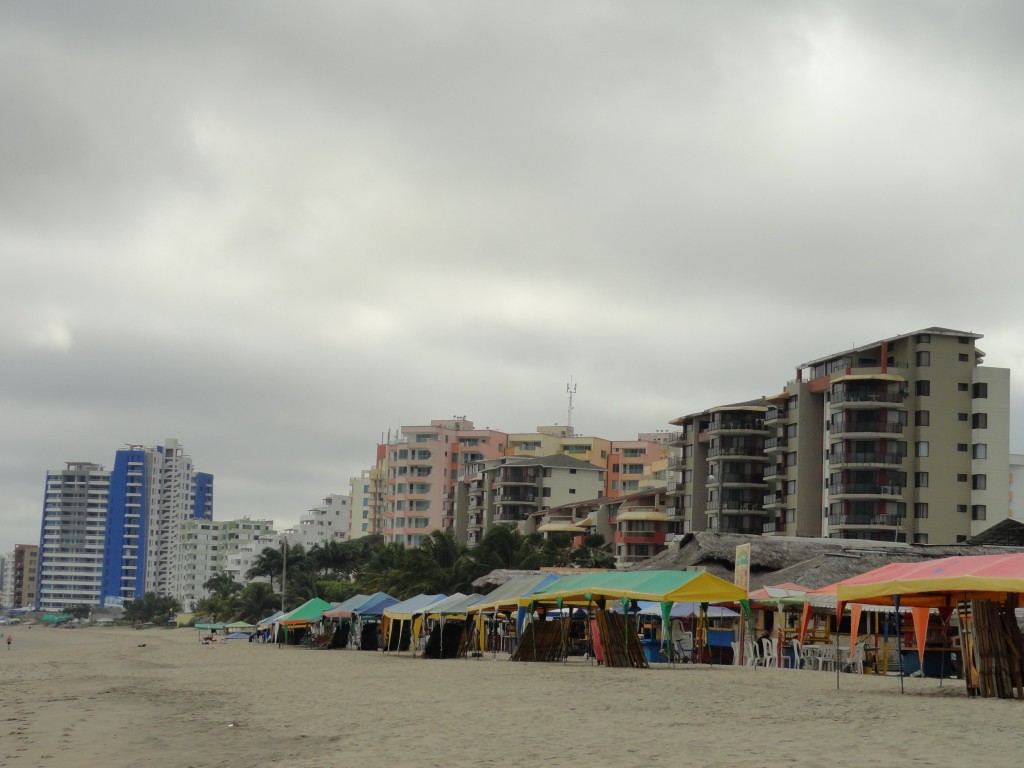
[566,378,577,430]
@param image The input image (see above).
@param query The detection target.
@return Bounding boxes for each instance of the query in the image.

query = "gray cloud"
[3,1,1024,552]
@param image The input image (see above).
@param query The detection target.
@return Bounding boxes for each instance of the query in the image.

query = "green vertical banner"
[735,543,752,664]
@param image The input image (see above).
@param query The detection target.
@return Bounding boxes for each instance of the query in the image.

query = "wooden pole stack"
[964,597,1024,699]
[594,610,649,669]
[510,620,567,662]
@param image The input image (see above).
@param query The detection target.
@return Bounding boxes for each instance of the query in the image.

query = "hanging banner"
[734,543,751,591]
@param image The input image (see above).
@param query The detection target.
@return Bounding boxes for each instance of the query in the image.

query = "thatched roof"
[627,531,1024,591]
[965,518,1024,547]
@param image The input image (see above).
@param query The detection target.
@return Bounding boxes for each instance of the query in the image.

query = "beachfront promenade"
[1,626,1019,768]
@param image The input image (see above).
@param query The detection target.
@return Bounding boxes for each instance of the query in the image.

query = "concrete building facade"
[668,328,1011,545]
[38,462,111,611]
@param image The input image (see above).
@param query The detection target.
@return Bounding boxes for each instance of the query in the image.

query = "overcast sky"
[3,2,1024,556]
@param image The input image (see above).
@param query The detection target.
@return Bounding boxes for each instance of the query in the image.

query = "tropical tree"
[193,593,238,622]
[234,582,280,623]
[471,525,546,571]
[123,593,181,624]
[570,533,616,569]
[246,546,284,591]
[203,571,243,600]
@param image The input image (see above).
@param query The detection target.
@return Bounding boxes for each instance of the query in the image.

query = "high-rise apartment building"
[38,462,111,611]
[457,454,605,544]
[667,328,1010,544]
[350,468,385,539]
[142,439,213,600]
[38,439,213,610]
[283,494,350,549]
[380,419,508,546]
[12,544,40,609]
[179,517,274,610]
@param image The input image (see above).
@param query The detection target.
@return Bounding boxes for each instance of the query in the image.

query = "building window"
[957,504,967,514]
[973,443,987,459]
[972,474,987,490]
[971,505,987,521]
[913,533,929,544]
[915,472,929,488]
[917,334,931,343]
[958,353,970,362]
[957,474,968,482]
[915,441,929,457]
[957,413,968,422]
[958,382,969,392]
[914,503,929,518]
[785,451,797,467]
[916,380,930,396]
[543,488,551,497]
[957,443,969,452]
[972,413,988,429]
[569,488,576,494]
[973,383,988,399]
[915,411,930,427]
[916,351,931,366]
[956,535,967,543]
[959,336,970,344]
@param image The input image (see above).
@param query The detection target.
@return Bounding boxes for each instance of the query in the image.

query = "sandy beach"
[1,626,1020,768]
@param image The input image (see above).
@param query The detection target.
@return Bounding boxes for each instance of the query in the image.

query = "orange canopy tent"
[834,553,1024,692]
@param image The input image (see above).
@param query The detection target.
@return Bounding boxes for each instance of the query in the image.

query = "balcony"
[705,500,764,513]
[708,418,768,433]
[708,445,767,458]
[763,493,785,508]
[829,421,905,435]
[828,512,903,528]
[829,451,905,467]
[831,390,907,407]
[763,436,789,451]
[762,464,784,479]
[764,408,788,424]
[829,484,904,498]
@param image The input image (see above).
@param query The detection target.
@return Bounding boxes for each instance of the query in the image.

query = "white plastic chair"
[848,642,865,674]
[761,637,777,668]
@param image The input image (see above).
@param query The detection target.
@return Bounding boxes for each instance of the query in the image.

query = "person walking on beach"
[6,635,11,650]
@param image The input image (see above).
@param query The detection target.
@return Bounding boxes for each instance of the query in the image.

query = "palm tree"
[471,525,545,571]
[246,547,284,591]
[234,582,280,623]
[571,533,616,569]
[203,571,243,600]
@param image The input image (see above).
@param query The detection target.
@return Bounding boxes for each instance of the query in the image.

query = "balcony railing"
[828,513,903,527]
[764,409,788,423]
[764,436,789,450]
[708,445,765,458]
[709,419,767,432]
[830,391,907,405]
[830,421,905,435]
[829,451,905,466]
[829,484,904,496]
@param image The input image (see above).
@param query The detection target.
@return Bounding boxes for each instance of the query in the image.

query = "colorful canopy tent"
[382,594,447,652]
[424,592,483,618]
[322,594,370,619]
[421,593,484,659]
[835,553,1024,608]
[531,570,748,605]
[834,553,1024,696]
[278,597,333,625]
[467,573,564,655]
[530,570,749,665]
[257,610,286,628]
[225,621,256,631]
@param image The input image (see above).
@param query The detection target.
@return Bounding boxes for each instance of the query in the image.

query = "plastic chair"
[792,639,804,669]
[848,642,865,674]
[730,641,741,666]
[761,637,777,668]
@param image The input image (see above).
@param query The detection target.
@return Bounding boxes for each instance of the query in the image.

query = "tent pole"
[895,596,905,694]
